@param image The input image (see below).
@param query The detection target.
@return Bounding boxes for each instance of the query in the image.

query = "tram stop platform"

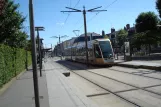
[0,58,99,107]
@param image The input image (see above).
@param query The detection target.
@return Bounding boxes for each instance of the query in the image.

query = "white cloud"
[56,22,64,26]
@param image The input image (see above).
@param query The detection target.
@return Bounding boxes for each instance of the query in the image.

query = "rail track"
[55,60,161,107]
[65,61,161,95]
[108,67,161,80]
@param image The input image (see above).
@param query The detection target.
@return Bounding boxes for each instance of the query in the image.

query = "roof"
[79,32,101,37]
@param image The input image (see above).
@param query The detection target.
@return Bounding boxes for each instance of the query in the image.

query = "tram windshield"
[99,41,113,58]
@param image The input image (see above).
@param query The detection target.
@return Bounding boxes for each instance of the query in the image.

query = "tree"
[156,0,161,18]
[0,0,27,48]
[134,12,160,54]
[135,11,159,33]
[117,29,128,47]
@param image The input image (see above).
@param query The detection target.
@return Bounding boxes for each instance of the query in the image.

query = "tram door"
[94,44,102,58]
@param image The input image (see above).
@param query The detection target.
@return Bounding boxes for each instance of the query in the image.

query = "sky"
[14,0,159,48]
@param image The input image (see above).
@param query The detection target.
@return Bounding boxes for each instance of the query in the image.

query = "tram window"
[94,45,102,58]
[99,41,113,58]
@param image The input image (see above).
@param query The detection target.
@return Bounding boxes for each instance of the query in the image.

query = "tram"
[63,33,114,65]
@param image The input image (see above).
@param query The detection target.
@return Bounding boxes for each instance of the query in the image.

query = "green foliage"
[117,29,128,46]
[0,0,28,48]
[26,39,32,51]
[135,11,159,33]
[133,30,161,48]
[0,44,31,88]
[156,0,161,18]
[134,11,160,48]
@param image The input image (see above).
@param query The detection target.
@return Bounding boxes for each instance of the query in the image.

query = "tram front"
[94,39,114,65]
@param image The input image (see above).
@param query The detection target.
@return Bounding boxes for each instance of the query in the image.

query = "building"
[106,28,119,48]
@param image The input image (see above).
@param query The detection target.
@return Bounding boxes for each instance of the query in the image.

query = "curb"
[115,63,161,71]
[0,66,32,96]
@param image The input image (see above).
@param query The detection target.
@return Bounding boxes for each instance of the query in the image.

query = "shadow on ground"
[56,60,111,71]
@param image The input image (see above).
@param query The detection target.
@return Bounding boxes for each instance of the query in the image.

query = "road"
[56,60,161,107]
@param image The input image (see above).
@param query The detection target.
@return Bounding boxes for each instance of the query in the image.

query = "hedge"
[0,44,32,88]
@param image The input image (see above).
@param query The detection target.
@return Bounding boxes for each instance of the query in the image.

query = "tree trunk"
[148,44,151,56]
[145,45,148,55]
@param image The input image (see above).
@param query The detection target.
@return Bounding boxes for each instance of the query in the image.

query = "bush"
[0,44,31,88]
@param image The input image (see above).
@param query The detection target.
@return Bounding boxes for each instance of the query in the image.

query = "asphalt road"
[57,60,161,107]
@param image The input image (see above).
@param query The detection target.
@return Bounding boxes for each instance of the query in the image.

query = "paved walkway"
[0,58,99,107]
[45,58,99,107]
[0,67,49,107]
[115,55,161,70]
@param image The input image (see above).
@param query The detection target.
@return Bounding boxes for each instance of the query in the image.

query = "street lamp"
[50,35,68,59]
[51,35,68,44]
[35,26,45,77]
[29,0,40,107]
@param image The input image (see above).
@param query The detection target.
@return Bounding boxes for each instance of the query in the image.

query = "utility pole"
[83,6,88,67]
[25,41,28,71]
[35,26,45,77]
[29,0,40,107]
[61,6,107,67]
[51,35,68,60]
[40,38,44,71]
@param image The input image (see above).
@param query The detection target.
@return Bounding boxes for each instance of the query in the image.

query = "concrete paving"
[90,68,161,87]
[0,58,100,107]
[68,72,136,107]
[143,72,161,79]
[73,70,135,92]
[110,66,161,79]
[115,60,161,70]
[118,61,161,67]
[118,90,161,107]
[44,58,99,107]
[68,72,108,95]
[60,60,161,107]
[114,54,161,70]
[89,94,136,107]
[0,67,49,107]
[146,86,161,94]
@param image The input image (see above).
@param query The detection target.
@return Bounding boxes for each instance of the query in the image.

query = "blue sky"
[15,0,159,48]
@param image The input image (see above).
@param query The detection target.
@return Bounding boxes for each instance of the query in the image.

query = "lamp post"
[29,0,40,107]
[35,26,45,77]
[51,35,68,60]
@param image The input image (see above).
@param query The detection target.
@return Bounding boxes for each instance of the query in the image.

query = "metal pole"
[37,30,40,65]
[59,36,62,60]
[29,0,40,107]
[25,48,28,71]
[37,30,41,76]
[59,35,60,44]
[36,28,42,77]
[83,6,89,67]
[39,39,42,77]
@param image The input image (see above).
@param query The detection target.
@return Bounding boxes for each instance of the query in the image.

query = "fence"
[0,44,32,88]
